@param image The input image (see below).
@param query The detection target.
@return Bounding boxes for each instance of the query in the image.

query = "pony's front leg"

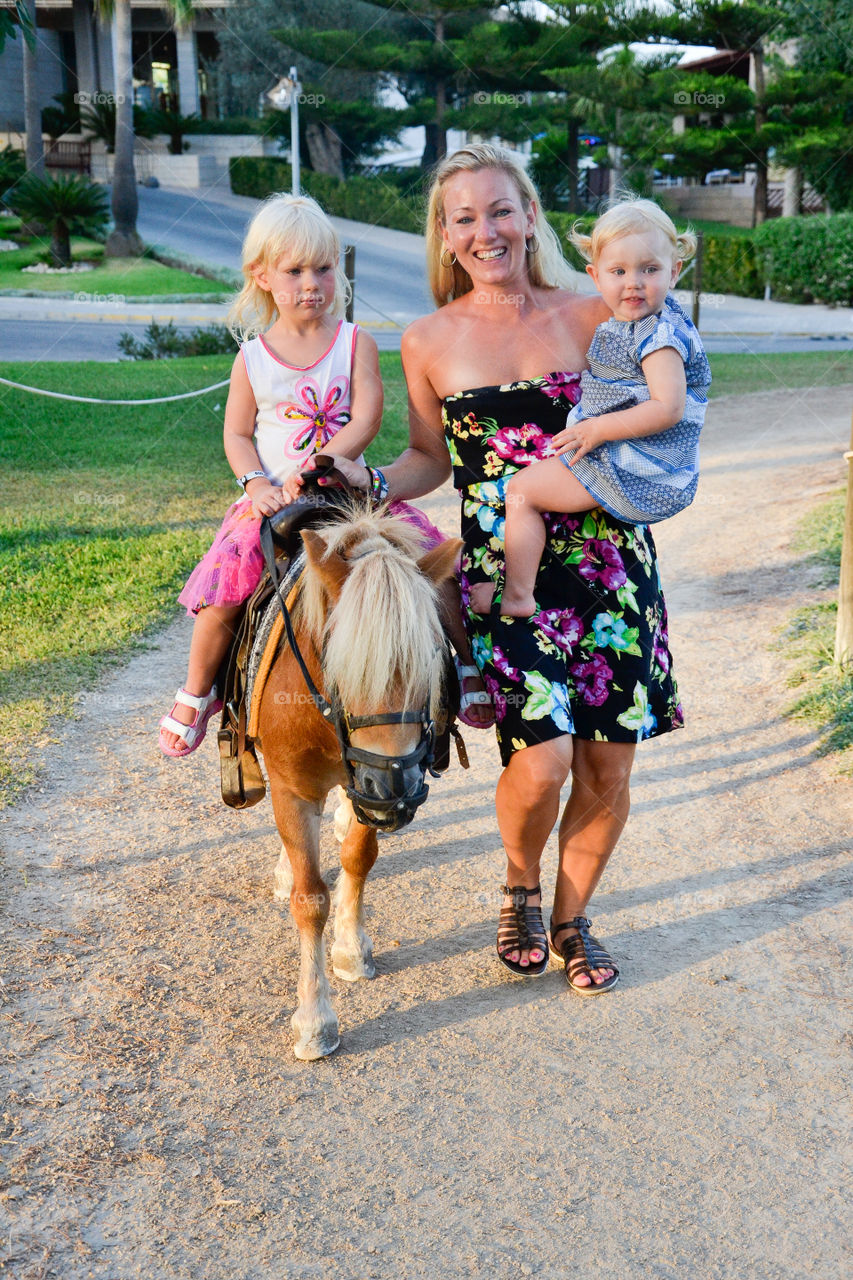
[331,799,379,982]
[270,788,339,1061]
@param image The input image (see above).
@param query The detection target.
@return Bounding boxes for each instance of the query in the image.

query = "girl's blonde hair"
[227,193,351,340]
[425,143,577,307]
[571,196,697,265]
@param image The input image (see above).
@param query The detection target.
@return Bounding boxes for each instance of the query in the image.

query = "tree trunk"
[434,16,447,162]
[782,167,802,217]
[106,0,143,258]
[607,110,624,201]
[305,121,344,180]
[50,220,71,269]
[22,0,45,179]
[752,43,768,227]
[565,116,580,213]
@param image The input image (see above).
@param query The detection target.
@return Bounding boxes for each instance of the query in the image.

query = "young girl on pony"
[497,198,711,619]
[160,193,490,757]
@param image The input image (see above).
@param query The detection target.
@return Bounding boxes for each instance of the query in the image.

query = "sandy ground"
[2,384,852,1280]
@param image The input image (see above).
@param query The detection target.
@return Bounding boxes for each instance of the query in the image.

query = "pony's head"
[298,506,461,829]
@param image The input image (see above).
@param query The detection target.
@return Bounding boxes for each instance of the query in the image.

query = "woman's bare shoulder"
[548,288,609,345]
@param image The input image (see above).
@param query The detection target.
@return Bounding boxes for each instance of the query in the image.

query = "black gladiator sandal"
[497,884,549,977]
[549,916,619,995]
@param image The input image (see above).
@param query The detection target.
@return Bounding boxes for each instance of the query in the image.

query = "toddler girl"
[161,193,489,757]
[498,197,712,618]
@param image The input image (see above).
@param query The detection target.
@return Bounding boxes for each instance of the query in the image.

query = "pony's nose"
[358,760,424,800]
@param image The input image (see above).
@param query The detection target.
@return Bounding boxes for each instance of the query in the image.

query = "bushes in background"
[231,158,852,305]
[754,214,853,307]
[229,157,423,233]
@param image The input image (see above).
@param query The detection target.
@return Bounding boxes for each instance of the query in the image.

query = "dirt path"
[2,386,851,1280]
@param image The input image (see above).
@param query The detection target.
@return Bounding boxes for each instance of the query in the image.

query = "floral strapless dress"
[442,373,684,766]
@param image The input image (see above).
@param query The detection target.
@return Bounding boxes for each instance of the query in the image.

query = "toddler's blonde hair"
[227,193,350,341]
[425,143,577,307]
[571,196,696,266]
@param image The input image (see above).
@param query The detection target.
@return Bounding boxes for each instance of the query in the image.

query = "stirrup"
[497,883,548,977]
[549,916,619,995]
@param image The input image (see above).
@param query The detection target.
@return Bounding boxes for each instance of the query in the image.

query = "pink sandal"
[454,657,494,729]
[159,687,222,758]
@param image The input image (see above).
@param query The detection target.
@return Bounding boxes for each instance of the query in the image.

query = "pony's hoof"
[331,947,376,982]
[291,1009,339,1060]
[293,1030,340,1061]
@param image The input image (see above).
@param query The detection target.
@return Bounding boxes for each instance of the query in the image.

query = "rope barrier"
[0,374,230,405]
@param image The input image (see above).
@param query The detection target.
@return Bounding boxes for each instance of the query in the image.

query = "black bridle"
[260,518,440,831]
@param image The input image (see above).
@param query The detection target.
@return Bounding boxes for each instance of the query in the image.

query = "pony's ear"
[417,537,463,585]
[301,528,349,600]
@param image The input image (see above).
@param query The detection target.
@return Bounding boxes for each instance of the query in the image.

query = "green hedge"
[754,214,853,306]
[229,157,423,233]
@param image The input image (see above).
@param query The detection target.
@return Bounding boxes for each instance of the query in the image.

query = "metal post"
[290,64,300,196]
[692,230,703,329]
[834,408,853,668]
[344,244,355,323]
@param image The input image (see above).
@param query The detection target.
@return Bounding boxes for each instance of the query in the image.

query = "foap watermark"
[672,288,726,309]
[297,93,325,106]
[73,291,127,305]
[73,491,127,507]
[674,90,726,109]
[74,90,128,107]
[473,291,526,307]
[472,91,526,106]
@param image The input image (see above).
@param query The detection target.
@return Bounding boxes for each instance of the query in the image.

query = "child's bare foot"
[469,582,496,614]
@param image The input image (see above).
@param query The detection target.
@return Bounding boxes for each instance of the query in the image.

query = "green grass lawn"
[777,490,853,772]
[1,349,850,805]
[0,237,231,297]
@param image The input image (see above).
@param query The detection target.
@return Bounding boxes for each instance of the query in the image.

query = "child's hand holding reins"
[245,477,287,518]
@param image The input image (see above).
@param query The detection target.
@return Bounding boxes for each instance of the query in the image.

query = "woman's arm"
[552,347,687,463]
[223,352,286,517]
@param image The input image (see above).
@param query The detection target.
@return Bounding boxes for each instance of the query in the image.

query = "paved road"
[1,183,851,360]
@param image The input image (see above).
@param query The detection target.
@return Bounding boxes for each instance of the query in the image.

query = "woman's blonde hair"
[570,196,697,265]
[227,193,351,340]
[425,143,577,307]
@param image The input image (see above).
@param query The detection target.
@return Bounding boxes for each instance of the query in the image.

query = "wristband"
[238,470,266,491]
[370,466,389,506]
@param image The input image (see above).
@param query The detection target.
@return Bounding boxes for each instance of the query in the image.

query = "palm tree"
[95,0,193,258]
[9,172,109,267]
[22,0,44,179]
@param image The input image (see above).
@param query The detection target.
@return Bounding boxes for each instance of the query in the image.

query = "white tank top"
[241,320,361,485]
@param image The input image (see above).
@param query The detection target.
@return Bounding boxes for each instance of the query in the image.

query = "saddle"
[215,456,467,809]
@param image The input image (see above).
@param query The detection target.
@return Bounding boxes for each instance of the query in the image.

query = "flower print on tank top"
[276,374,351,460]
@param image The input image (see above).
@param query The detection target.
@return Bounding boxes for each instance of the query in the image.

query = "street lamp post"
[266,67,302,196]
[289,65,301,196]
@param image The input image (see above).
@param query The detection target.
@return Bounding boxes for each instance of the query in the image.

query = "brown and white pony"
[256,504,460,1060]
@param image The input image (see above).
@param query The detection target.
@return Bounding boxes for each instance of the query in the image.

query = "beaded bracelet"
[370,466,389,506]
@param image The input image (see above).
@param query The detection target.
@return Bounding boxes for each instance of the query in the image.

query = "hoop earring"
[526,234,540,255]
[440,248,457,268]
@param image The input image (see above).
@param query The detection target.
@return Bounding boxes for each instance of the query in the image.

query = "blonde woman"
[315,147,685,992]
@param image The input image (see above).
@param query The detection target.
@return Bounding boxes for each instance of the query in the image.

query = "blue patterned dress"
[442,373,684,767]
[566,293,711,524]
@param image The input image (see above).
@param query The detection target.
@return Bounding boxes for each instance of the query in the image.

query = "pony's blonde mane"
[297,506,446,717]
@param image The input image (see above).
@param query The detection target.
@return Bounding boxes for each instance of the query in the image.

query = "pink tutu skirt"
[178,496,446,617]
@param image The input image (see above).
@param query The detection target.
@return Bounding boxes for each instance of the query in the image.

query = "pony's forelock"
[296,508,446,717]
